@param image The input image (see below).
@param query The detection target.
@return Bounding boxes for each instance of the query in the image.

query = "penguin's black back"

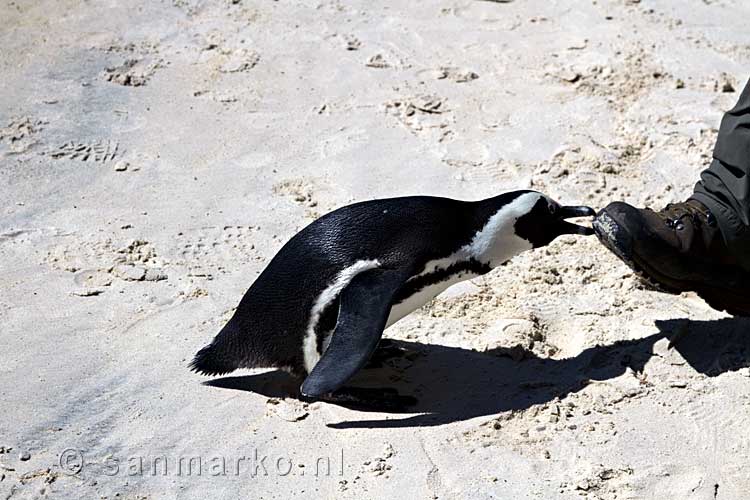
[191,192,530,375]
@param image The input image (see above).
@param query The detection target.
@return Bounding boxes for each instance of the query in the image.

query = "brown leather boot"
[593,199,750,316]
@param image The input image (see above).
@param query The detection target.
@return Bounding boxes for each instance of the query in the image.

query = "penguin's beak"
[557,205,596,235]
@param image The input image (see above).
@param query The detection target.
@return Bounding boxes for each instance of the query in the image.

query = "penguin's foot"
[321,386,417,412]
[365,339,418,369]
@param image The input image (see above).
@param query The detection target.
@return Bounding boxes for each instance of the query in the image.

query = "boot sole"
[593,211,750,317]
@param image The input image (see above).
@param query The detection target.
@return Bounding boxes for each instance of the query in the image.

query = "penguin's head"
[514,193,595,248]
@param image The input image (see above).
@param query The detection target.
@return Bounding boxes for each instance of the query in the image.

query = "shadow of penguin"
[203,316,750,428]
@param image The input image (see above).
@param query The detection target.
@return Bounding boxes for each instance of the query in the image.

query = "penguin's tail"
[189,320,245,376]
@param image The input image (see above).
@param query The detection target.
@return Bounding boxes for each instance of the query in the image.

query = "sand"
[2,0,750,498]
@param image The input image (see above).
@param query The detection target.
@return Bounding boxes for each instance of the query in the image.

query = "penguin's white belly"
[385,269,482,328]
[311,264,483,372]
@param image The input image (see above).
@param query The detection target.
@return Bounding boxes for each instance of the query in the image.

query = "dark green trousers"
[692,77,750,270]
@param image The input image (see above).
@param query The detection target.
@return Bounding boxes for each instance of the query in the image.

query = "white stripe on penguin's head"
[466,191,542,266]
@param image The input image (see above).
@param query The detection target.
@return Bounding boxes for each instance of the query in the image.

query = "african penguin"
[191,190,594,404]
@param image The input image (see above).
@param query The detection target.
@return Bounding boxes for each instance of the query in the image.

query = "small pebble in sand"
[19,451,31,461]
[72,288,105,297]
[144,268,168,282]
[113,264,147,281]
[453,70,479,83]
[576,478,591,491]
[559,69,581,83]
[366,54,390,68]
[114,160,129,172]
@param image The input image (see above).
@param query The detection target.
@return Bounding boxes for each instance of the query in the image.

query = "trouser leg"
[692,77,750,270]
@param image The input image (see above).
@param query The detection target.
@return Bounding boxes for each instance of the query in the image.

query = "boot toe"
[593,202,642,261]
[594,201,750,315]
[593,202,679,293]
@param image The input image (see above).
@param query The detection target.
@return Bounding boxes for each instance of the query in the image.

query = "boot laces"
[663,201,717,231]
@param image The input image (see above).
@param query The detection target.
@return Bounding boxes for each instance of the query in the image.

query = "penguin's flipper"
[300,268,408,398]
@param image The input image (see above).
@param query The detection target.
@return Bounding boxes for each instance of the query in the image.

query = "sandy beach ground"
[2,0,750,498]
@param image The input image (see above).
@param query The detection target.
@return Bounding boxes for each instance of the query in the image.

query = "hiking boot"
[593,199,750,316]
